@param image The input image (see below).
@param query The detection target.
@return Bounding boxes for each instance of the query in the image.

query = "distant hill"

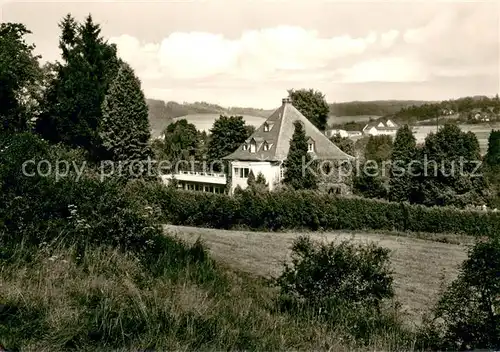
[146,99,272,138]
[147,96,500,137]
[173,114,266,133]
[329,100,432,117]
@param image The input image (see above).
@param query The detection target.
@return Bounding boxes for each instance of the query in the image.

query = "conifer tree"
[389,125,416,202]
[485,130,500,168]
[246,169,256,188]
[36,14,119,160]
[283,121,317,190]
[99,61,152,178]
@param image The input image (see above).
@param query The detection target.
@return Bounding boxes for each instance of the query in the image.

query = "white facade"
[230,160,281,194]
[364,127,397,136]
[160,171,227,194]
[363,119,398,136]
[325,129,349,138]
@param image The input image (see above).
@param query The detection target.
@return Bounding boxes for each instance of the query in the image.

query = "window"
[241,168,249,178]
[308,142,314,152]
[280,165,285,180]
[234,167,250,178]
[249,141,256,153]
[263,142,270,151]
[242,144,248,151]
[263,123,271,132]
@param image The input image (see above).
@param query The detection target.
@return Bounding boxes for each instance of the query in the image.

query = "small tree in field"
[283,121,317,190]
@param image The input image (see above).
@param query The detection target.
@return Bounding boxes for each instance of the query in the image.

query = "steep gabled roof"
[224,98,354,161]
[363,118,399,131]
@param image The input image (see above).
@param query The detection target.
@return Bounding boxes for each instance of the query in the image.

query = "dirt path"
[165,225,469,324]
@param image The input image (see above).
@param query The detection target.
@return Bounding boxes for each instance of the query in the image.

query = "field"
[174,113,266,132]
[328,115,379,125]
[413,123,500,154]
[167,225,471,324]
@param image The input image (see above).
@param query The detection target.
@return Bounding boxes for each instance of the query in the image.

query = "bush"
[275,236,408,345]
[276,236,394,309]
[419,237,500,350]
[0,132,211,275]
[141,184,500,237]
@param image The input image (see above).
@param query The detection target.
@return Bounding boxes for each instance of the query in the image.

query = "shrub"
[142,185,500,237]
[274,236,407,345]
[419,237,500,350]
[276,236,394,309]
[0,132,212,276]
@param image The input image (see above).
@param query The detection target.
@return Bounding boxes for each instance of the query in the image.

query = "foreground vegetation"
[2,13,500,351]
[0,132,417,351]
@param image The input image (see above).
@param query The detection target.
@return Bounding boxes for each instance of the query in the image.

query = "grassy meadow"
[167,224,471,326]
[1,233,417,351]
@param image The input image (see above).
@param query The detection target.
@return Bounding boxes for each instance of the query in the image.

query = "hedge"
[131,182,500,237]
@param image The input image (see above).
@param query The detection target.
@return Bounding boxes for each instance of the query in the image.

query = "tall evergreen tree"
[283,121,317,190]
[99,62,152,177]
[485,130,500,168]
[288,88,329,131]
[36,14,119,160]
[389,125,416,202]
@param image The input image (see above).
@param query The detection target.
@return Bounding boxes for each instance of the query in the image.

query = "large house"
[362,119,399,136]
[162,97,354,194]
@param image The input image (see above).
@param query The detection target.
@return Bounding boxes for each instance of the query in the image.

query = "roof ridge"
[286,103,354,159]
[275,104,287,161]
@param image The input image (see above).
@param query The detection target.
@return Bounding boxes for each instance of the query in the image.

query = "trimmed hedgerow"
[137,182,500,237]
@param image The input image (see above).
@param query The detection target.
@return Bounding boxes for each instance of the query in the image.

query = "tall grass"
[0,234,417,351]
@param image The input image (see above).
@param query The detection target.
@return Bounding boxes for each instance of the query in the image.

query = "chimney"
[282,97,292,105]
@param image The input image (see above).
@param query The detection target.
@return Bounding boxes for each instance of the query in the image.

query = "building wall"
[230,160,281,194]
[364,127,397,136]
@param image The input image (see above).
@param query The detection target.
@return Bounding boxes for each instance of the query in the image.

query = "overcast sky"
[2,0,499,108]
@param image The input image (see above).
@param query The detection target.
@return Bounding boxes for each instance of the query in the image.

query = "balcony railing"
[176,170,226,178]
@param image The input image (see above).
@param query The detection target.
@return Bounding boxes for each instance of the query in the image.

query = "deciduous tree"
[0,23,42,133]
[288,88,329,131]
[207,115,250,163]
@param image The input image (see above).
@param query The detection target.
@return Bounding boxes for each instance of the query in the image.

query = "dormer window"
[242,143,248,151]
[306,137,315,152]
[263,123,269,132]
[263,141,271,151]
[249,140,256,153]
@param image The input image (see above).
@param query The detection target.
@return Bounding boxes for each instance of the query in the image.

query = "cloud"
[104,1,498,106]
[110,26,382,81]
[337,57,429,83]
[380,30,399,48]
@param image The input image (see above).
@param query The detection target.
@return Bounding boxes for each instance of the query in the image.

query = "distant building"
[347,131,362,138]
[325,129,349,138]
[362,119,399,136]
[162,98,355,195]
